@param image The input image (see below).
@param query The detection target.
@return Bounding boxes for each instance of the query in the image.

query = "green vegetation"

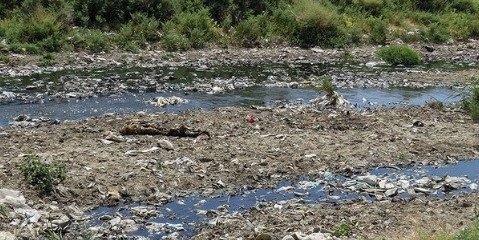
[0,0,478,52]
[20,154,66,194]
[462,81,479,122]
[332,222,351,237]
[318,78,336,97]
[398,152,410,161]
[453,221,479,240]
[377,45,421,66]
[428,221,479,240]
[40,53,56,66]
[0,203,7,218]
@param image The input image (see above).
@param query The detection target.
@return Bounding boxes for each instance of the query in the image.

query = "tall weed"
[292,0,349,48]
[161,8,220,50]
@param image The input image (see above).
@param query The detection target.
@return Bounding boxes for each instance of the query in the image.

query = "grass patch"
[462,81,479,122]
[40,53,56,66]
[318,78,336,98]
[67,29,110,53]
[377,44,421,66]
[332,223,351,237]
[20,154,66,194]
[291,0,350,48]
[161,8,220,51]
[0,55,10,64]
[0,203,7,218]
[454,221,479,240]
[115,13,160,51]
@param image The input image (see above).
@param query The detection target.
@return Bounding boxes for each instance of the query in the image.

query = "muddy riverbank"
[0,103,478,239]
[0,43,478,239]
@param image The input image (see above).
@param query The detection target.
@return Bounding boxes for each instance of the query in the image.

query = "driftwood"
[120,123,211,139]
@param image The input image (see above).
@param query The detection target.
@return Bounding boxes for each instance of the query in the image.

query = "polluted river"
[0,47,478,239]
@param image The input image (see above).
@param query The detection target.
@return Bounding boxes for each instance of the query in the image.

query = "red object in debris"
[247,115,255,123]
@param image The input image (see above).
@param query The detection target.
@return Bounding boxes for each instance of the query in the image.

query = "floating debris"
[147,96,189,107]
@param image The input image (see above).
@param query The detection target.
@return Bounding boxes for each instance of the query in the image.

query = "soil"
[0,42,479,239]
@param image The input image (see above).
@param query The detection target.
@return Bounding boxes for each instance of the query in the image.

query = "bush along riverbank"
[1,0,479,54]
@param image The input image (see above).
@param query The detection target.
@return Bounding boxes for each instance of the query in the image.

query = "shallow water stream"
[0,86,463,127]
[88,159,479,238]
[0,61,468,127]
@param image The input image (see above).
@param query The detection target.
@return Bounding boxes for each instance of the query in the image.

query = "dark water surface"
[0,86,463,127]
[89,159,479,238]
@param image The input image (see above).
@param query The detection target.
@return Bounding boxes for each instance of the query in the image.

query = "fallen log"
[120,124,211,139]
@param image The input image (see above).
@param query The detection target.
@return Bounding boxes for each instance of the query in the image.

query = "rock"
[424,45,435,52]
[412,120,424,127]
[122,219,138,232]
[100,139,114,145]
[414,187,431,194]
[356,175,378,186]
[13,114,30,122]
[303,154,317,160]
[50,214,71,229]
[107,188,121,202]
[105,133,125,142]
[385,188,398,197]
[311,47,324,53]
[323,171,334,181]
[398,180,410,189]
[207,86,224,94]
[365,61,380,67]
[255,233,273,240]
[165,156,195,165]
[379,179,395,189]
[157,139,175,151]
[0,189,26,207]
[109,216,121,227]
[416,177,431,187]
[0,232,15,240]
[292,231,333,240]
[65,92,80,98]
[1,91,16,99]
[470,183,478,191]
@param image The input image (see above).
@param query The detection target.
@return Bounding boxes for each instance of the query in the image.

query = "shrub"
[116,13,160,50]
[40,53,55,66]
[368,18,388,44]
[20,155,66,194]
[0,55,10,64]
[332,223,351,237]
[424,22,450,43]
[67,28,110,52]
[161,30,191,51]
[353,0,384,16]
[319,78,336,97]
[0,7,67,52]
[377,45,421,66]
[292,0,350,48]
[462,81,479,122]
[161,8,219,50]
[72,0,178,28]
[8,43,41,54]
[411,0,449,12]
[233,14,272,47]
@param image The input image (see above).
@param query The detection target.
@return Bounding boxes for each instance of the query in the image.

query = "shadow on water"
[88,159,479,238]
